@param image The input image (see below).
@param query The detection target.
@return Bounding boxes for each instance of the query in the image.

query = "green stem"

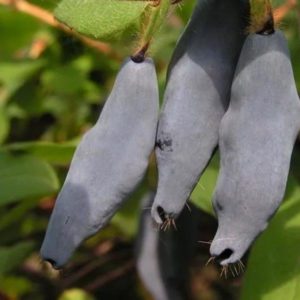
[143,0,170,46]
[132,0,170,60]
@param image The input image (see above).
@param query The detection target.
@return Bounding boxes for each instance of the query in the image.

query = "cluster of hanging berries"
[41,0,300,276]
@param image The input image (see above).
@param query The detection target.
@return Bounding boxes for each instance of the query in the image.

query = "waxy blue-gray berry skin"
[151,0,249,223]
[40,58,159,269]
[210,31,300,265]
[136,193,197,300]
[136,193,170,300]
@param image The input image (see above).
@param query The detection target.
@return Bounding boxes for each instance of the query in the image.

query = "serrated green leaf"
[241,176,300,300]
[54,0,149,42]
[0,153,59,206]
[0,241,35,275]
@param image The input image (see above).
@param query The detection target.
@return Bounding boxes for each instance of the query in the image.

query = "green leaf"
[0,198,39,231]
[54,0,150,42]
[5,141,77,165]
[111,184,147,238]
[0,60,44,103]
[0,241,35,275]
[0,106,9,144]
[0,7,42,60]
[0,153,59,206]
[41,56,94,95]
[190,153,219,216]
[241,176,300,300]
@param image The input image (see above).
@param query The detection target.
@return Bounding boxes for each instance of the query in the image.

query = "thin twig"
[61,251,130,288]
[274,0,297,24]
[85,260,135,292]
[0,0,120,59]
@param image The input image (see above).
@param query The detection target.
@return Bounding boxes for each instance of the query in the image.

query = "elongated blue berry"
[151,0,249,224]
[210,31,300,265]
[41,58,159,269]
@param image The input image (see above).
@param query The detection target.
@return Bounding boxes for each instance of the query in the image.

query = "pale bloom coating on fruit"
[136,192,198,300]
[151,0,249,224]
[41,58,159,269]
[210,31,300,265]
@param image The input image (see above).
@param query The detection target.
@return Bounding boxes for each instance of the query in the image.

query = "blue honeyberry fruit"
[210,31,300,265]
[136,192,198,300]
[151,0,249,224]
[41,58,159,269]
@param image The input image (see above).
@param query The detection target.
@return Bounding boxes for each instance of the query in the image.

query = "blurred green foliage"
[0,0,299,299]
